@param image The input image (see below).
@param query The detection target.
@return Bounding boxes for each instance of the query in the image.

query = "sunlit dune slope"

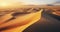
[0,9,43,32]
[0,13,13,25]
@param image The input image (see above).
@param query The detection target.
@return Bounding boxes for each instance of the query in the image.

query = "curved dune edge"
[1,9,43,32]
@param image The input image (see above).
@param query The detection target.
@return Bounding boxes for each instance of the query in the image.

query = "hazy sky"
[16,0,60,5]
[0,0,60,5]
[19,0,60,5]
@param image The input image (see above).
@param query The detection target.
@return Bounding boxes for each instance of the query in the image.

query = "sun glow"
[0,2,10,7]
[0,1,24,9]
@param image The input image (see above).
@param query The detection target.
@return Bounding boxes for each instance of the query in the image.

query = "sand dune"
[0,9,43,32]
